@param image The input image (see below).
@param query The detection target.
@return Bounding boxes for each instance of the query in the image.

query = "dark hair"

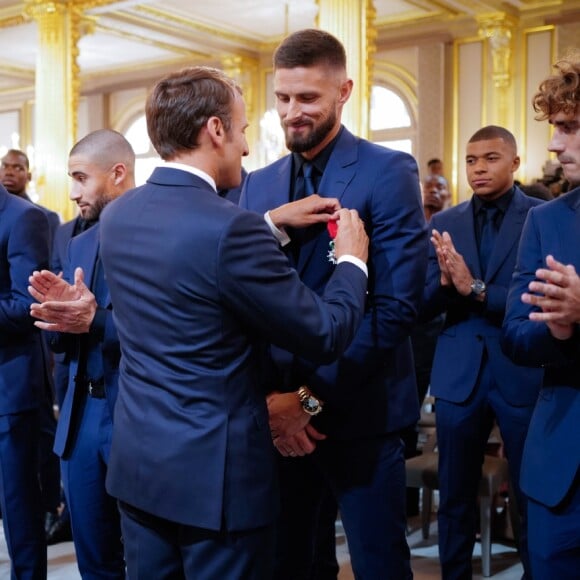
[468,125,517,152]
[533,51,580,120]
[3,149,29,169]
[146,66,240,160]
[427,158,441,168]
[274,29,346,71]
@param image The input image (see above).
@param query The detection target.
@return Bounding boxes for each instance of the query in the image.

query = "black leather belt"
[74,376,106,399]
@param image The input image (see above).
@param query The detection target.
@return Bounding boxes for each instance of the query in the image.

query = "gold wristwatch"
[297,386,323,416]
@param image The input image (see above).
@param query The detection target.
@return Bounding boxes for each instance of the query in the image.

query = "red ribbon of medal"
[327,220,338,240]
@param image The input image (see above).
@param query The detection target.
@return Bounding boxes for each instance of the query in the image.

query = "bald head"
[70,129,135,176]
[68,129,136,221]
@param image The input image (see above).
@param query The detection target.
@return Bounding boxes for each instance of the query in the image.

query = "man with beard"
[28,129,135,579]
[240,29,428,579]
[503,51,580,578]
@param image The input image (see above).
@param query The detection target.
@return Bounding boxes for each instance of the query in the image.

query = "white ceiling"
[0,0,577,96]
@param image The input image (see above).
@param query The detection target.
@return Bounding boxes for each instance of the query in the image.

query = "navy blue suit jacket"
[50,217,80,368]
[241,128,428,437]
[423,188,544,406]
[99,167,367,532]
[51,217,79,278]
[0,186,50,413]
[503,188,580,507]
[52,223,119,458]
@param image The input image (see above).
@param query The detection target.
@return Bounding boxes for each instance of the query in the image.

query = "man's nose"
[548,133,564,152]
[285,99,302,121]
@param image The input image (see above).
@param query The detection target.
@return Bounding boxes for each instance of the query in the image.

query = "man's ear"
[512,155,521,172]
[207,116,225,147]
[111,163,127,185]
[338,78,353,105]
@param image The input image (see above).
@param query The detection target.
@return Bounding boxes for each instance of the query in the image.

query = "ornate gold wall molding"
[222,54,260,168]
[477,12,517,89]
[24,0,83,218]
[477,12,518,129]
[133,5,258,51]
[317,0,375,138]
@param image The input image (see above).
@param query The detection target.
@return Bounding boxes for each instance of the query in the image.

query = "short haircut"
[273,29,346,71]
[533,51,580,120]
[423,174,447,188]
[3,149,29,169]
[146,66,240,161]
[70,129,135,173]
[427,158,441,168]
[468,125,518,153]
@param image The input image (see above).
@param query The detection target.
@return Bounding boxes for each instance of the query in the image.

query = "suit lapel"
[74,225,110,307]
[297,129,357,275]
[452,201,482,278]
[557,188,580,267]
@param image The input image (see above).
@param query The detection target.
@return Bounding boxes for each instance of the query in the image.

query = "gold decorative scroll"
[24,0,83,219]
[317,0,375,138]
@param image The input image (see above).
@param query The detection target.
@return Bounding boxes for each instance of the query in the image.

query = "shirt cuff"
[264,211,291,247]
[337,255,368,277]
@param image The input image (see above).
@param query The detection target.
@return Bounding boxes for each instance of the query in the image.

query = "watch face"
[304,396,320,413]
[471,279,486,295]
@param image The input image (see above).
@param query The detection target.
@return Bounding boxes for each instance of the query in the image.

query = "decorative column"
[25,0,82,220]
[477,12,517,129]
[317,0,376,138]
[222,55,261,170]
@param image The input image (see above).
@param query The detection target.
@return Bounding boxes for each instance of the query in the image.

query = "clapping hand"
[29,267,97,333]
[431,230,473,295]
[522,255,580,340]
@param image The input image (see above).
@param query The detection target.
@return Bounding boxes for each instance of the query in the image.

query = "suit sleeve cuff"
[264,211,291,247]
[337,255,368,277]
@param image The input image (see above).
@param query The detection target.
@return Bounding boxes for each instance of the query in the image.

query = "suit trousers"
[527,474,580,580]
[275,433,411,580]
[436,357,534,580]
[274,456,339,580]
[119,500,275,580]
[0,409,46,580]
[61,395,124,579]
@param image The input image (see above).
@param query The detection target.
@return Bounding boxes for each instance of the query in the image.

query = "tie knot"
[481,203,498,216]
[301,161,317,197]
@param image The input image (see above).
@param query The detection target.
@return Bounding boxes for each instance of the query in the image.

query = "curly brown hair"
[533,51,580,120]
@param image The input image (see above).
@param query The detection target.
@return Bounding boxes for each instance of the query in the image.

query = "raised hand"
[30,267,97,333]
[431,229,451,286]
[269,194,341,229]
[29,269,80,303]
[431,230,474,295]
[522,255,580,340]
[333,208,368,263]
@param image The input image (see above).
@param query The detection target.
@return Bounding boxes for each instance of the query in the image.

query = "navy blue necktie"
[478,205,499,276]
[303,162,316,196]
[294,162,317,201]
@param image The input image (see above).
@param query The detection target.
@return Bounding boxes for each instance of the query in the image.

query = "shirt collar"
[162,161,217,192]
[472,186,515,215]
